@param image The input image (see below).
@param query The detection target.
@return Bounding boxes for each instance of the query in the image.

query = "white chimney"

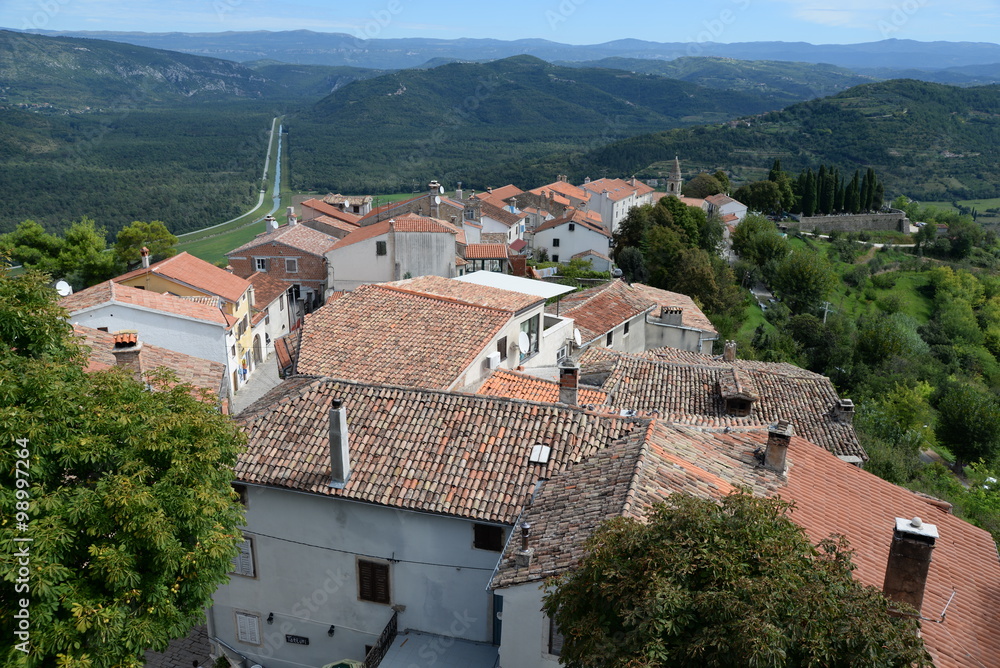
[140,246,150,268]
[328,398,351,489]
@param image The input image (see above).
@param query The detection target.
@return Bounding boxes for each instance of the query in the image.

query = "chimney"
[288,213,298,226]
[111,330,144,382]
[883,517,938,615]
[834,398,855,424]
[763,420,793,473]
[558,358,580,406]
[140,246,150,268]
[455,181,463,201]
[557,174,567,183]
[661,306,683,326]
[515,522,534,568]
[723,340,737,362]
[328,398,351,489]
[287,205,295,219]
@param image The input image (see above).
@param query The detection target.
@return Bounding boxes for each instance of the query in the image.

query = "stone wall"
[785,209,909,234]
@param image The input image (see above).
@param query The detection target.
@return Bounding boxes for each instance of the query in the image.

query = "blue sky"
[1,0,997,45]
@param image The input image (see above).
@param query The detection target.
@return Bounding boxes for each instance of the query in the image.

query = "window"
[231,536,255,577]
[623,321,630,336]
[497,336,508,361]
[376,241,387,256]
[548,617,564,656]
[235,611,262,646]
[358,559,390,604]
[552,238,560,247]
[285,258,298,273]
[255,257,267,271]
[232,483,248,506]
[552,254,559,263]
[231,345,236,358]
[568,223,575,231]
[279,294,284,311]
[291,284,301,301]
[607,331,614,346]
[97,326,109,332]
[519,315,539,361]
[474,524,504,552]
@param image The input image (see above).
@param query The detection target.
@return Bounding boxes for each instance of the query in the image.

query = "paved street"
[232,352,283,414]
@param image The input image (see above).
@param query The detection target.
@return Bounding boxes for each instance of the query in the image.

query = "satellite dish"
[517,331,530,354]
[55,280,72,296]
[434,195,441,205]
[438,185,445,194]
[573,328,582,347]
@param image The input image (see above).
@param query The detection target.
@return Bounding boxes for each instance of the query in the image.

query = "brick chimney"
[763,420,793,473]
[111,330,144,382]
[834,398,855,424]
[883,517,938,615]
[723,340,737,362]
[328,398,352,489]
[558,358,580,406]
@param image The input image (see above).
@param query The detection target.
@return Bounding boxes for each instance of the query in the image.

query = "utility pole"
[821,301,835,324]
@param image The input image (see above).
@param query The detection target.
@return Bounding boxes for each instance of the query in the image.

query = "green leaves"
[543,492,930,668]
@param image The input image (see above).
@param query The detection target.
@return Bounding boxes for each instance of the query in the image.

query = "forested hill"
[559,57,875,105]
[571,79,1000,201]
[0,29,285,107]
[289,55,785,193]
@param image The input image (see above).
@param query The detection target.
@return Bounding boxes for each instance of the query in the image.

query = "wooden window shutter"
[359,560,390,603]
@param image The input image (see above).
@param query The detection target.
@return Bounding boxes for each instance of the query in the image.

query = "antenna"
[439,185,445,194]
[517,331,530,355]
[55,280,72,296]
[573,328,582,348]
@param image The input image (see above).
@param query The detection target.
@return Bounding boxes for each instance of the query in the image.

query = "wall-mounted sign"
[285,634,309,645]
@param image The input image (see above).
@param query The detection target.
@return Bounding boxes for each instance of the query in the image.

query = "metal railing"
[362,611,398,668]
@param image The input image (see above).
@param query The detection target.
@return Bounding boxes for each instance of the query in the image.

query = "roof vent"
[529,444,551,465]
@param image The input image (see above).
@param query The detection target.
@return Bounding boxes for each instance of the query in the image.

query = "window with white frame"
[235,611,262,645]
[285,258,298,273]
[254,258,267,271]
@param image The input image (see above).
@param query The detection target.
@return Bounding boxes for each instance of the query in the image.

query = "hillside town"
[47,165,1000,668]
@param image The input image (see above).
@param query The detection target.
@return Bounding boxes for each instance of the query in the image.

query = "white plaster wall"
[495,583,561,668]
[67,304,227,368]
[211,486,506,668]
[533,225,611,265]
[327,236,393,292]
[645,318,717,355]
[395,231,456,280]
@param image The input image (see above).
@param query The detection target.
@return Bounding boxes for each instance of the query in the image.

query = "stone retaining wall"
[785,209,909,234]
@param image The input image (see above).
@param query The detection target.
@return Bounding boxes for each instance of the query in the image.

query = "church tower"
[667,156,683,196]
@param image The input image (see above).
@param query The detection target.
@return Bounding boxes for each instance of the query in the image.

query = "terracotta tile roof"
[235,377,645,523]
[482,184,524,201]
[629,283,717,334]
[472,192,509,209]
[323,193,371,207]
[180,296,220,307]
[228,223,339,257]
[61,281,234,327]
[75,325,225,398]
[389,275,542,313]
[571,249,610,262]
[114,252,250,304]
[301,198,362,224]
[332,213,456,250]
[550,280,655,343]
[578,347,866,460]
[531,181,590,204]
[247,271,288,308]
[113,330,137,346]
[455,256,468,266]
[721,213,739,223]
[782,441,1000,668]
[509,239,528,253]
[479,201,521,228]
[492,422,785,588]
[706,193,740,207]
[535,208,610,238]
[465,243,510,261]
[295,284,511,389]
[477,368,608,405]
[582,177,647,203]
[311,215,361,234]
[678,195,708,208]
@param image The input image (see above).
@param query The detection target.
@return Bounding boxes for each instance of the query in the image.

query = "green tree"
[733,180,783,214]
[543,492,930,668]
[0,268,246,667]
[712,169,730,193]
[616,246,648,284]
[936,383,1000,469]
[114,220,178,269]
[731,214,787,268]
[771,249,837,313]
[0,218,119,290]
[683,173,725,199]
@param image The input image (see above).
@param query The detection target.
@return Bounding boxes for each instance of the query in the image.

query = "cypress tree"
[860,170,871,213]
[816,165,828,214]
[833,168,845,213]
[821,172,836,215]
[802,169,816,217]
[768,159,783,183]
[846,170,861,214]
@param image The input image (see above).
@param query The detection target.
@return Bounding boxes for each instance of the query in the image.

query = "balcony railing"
[362,610,398,668]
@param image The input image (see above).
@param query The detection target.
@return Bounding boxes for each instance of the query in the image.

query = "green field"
[923,197,1000,225]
